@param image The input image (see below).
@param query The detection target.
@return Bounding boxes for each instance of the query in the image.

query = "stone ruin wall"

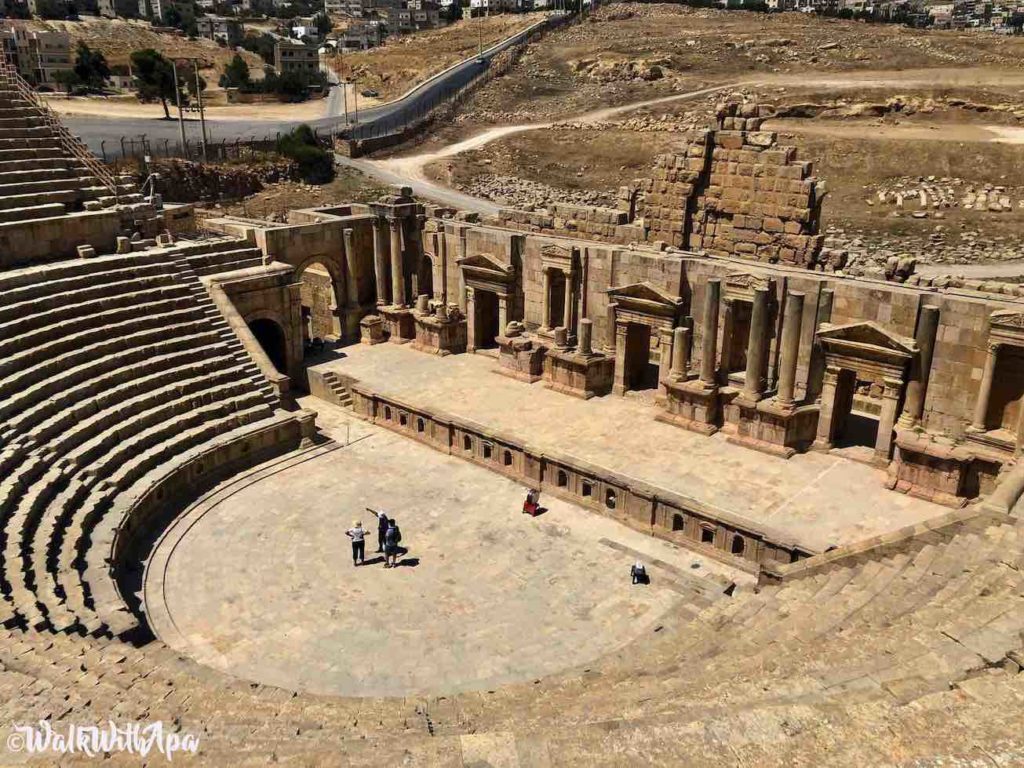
[496,102,826,269]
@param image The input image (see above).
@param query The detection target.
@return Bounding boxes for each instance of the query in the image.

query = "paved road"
[66,16,554,156]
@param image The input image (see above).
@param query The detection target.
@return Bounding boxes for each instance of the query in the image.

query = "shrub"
[276,125,334,184]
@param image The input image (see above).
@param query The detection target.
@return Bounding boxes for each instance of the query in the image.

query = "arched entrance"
[297,260,342,353]
[249,317,288,374]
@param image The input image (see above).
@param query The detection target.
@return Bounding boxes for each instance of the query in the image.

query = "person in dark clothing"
[383,519,402,568]
[346,520,367,566]
[367,507,390,553]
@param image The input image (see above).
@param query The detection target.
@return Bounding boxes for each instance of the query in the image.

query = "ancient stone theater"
[1,60,1024,766]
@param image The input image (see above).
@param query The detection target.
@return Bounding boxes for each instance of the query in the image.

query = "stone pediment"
[458,252,514,291]
[991,309,1024,330]
[540,243,577,273]
[817,321,916,361]
[608,282,683,317]
[723,272,773,301]
[457,252,513,275]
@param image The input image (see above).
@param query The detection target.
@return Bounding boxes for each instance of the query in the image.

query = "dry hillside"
[25,17,263,83]
[326,12,546,101]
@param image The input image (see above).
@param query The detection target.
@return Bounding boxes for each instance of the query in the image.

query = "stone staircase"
[0,79,143,222]
[0,249,300,639]
[320,370,353,408]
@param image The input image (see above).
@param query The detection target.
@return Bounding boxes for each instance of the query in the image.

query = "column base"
[657,377,721,435]
[725,397,819,460]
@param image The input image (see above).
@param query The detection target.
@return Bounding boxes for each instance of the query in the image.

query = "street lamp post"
[170,60,187,157]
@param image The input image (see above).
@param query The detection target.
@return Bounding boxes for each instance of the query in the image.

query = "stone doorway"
[473,289,500,352]
[249,317,289,374]
[723,299,752,378]
[813,322,916,465]
[983,346,1024,438]
[548,270,567,330]
[830,369,881,452]
[622,323,659,392]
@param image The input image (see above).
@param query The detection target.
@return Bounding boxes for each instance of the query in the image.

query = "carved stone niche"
[538,243,580,339]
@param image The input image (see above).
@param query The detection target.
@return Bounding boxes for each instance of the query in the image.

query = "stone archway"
[293,255,346,344]
[248,317,289,374]
[812,321,917,465]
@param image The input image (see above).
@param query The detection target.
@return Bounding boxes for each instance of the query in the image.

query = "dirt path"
[355,82,748,210]
[764,118,1024,145]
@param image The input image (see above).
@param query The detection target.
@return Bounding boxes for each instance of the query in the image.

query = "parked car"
[360,88,379,98]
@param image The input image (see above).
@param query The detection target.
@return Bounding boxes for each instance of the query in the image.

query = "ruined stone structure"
[496,101,826,269]
[4,73,1024,764]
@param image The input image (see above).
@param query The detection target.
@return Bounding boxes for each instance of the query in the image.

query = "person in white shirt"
[346,520,367,566]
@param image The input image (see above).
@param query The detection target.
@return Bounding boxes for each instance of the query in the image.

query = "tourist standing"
[346,520,367,566]
[384,519,402,568]
[367,507,390,553]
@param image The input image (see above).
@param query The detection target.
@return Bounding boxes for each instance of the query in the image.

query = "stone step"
[56,400,275,631]
[0,328,226,427]
[0,292,197,364]
[0,315,217,403]
[0,303,205,385]
[0,175,96,198]
[16,372,266,631]
[0,202,65,223]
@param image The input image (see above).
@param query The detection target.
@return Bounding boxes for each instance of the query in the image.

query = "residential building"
[0,25,71,88]
[274,37,319,75]
[338,18,384,48]
[98,0,139,17]
[197,15,244,45]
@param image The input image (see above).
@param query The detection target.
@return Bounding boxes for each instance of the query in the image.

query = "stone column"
[605,302,618,353]
[612,321,629,395]
[457,229,468,313]
[671,326,690,380]
[898,305,940,428]
[465,287,477,352]
[658,327,674,385]
[742,287,770,400]
[806,288,834,402]
[372,218,389,306]
[342,228,359,309]
[578,318,593,355]
[813,365,841,450]
[972,342,1000,431]
[875,377,903,462]
[439,232,448,306]
[540,269,552,331]
[497,295,508,334]
[776,291,805,408]
[700,279,721,387]
[389,218,405,307]
[562,271,574,333]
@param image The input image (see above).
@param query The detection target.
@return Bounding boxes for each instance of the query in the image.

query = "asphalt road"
[66,16,554,157]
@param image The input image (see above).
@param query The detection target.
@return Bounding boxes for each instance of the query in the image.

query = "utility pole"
[192,59,208,162]
[339,42,348,124]
[171,60,187,157]
[353,74,359,123]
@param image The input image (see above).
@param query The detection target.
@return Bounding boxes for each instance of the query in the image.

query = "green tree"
[219,54,251,89]
[240,32,277,65]
[72,42,111,93]
[276,124,333,183]
[130,49,185,119]
[52,69,82,96]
